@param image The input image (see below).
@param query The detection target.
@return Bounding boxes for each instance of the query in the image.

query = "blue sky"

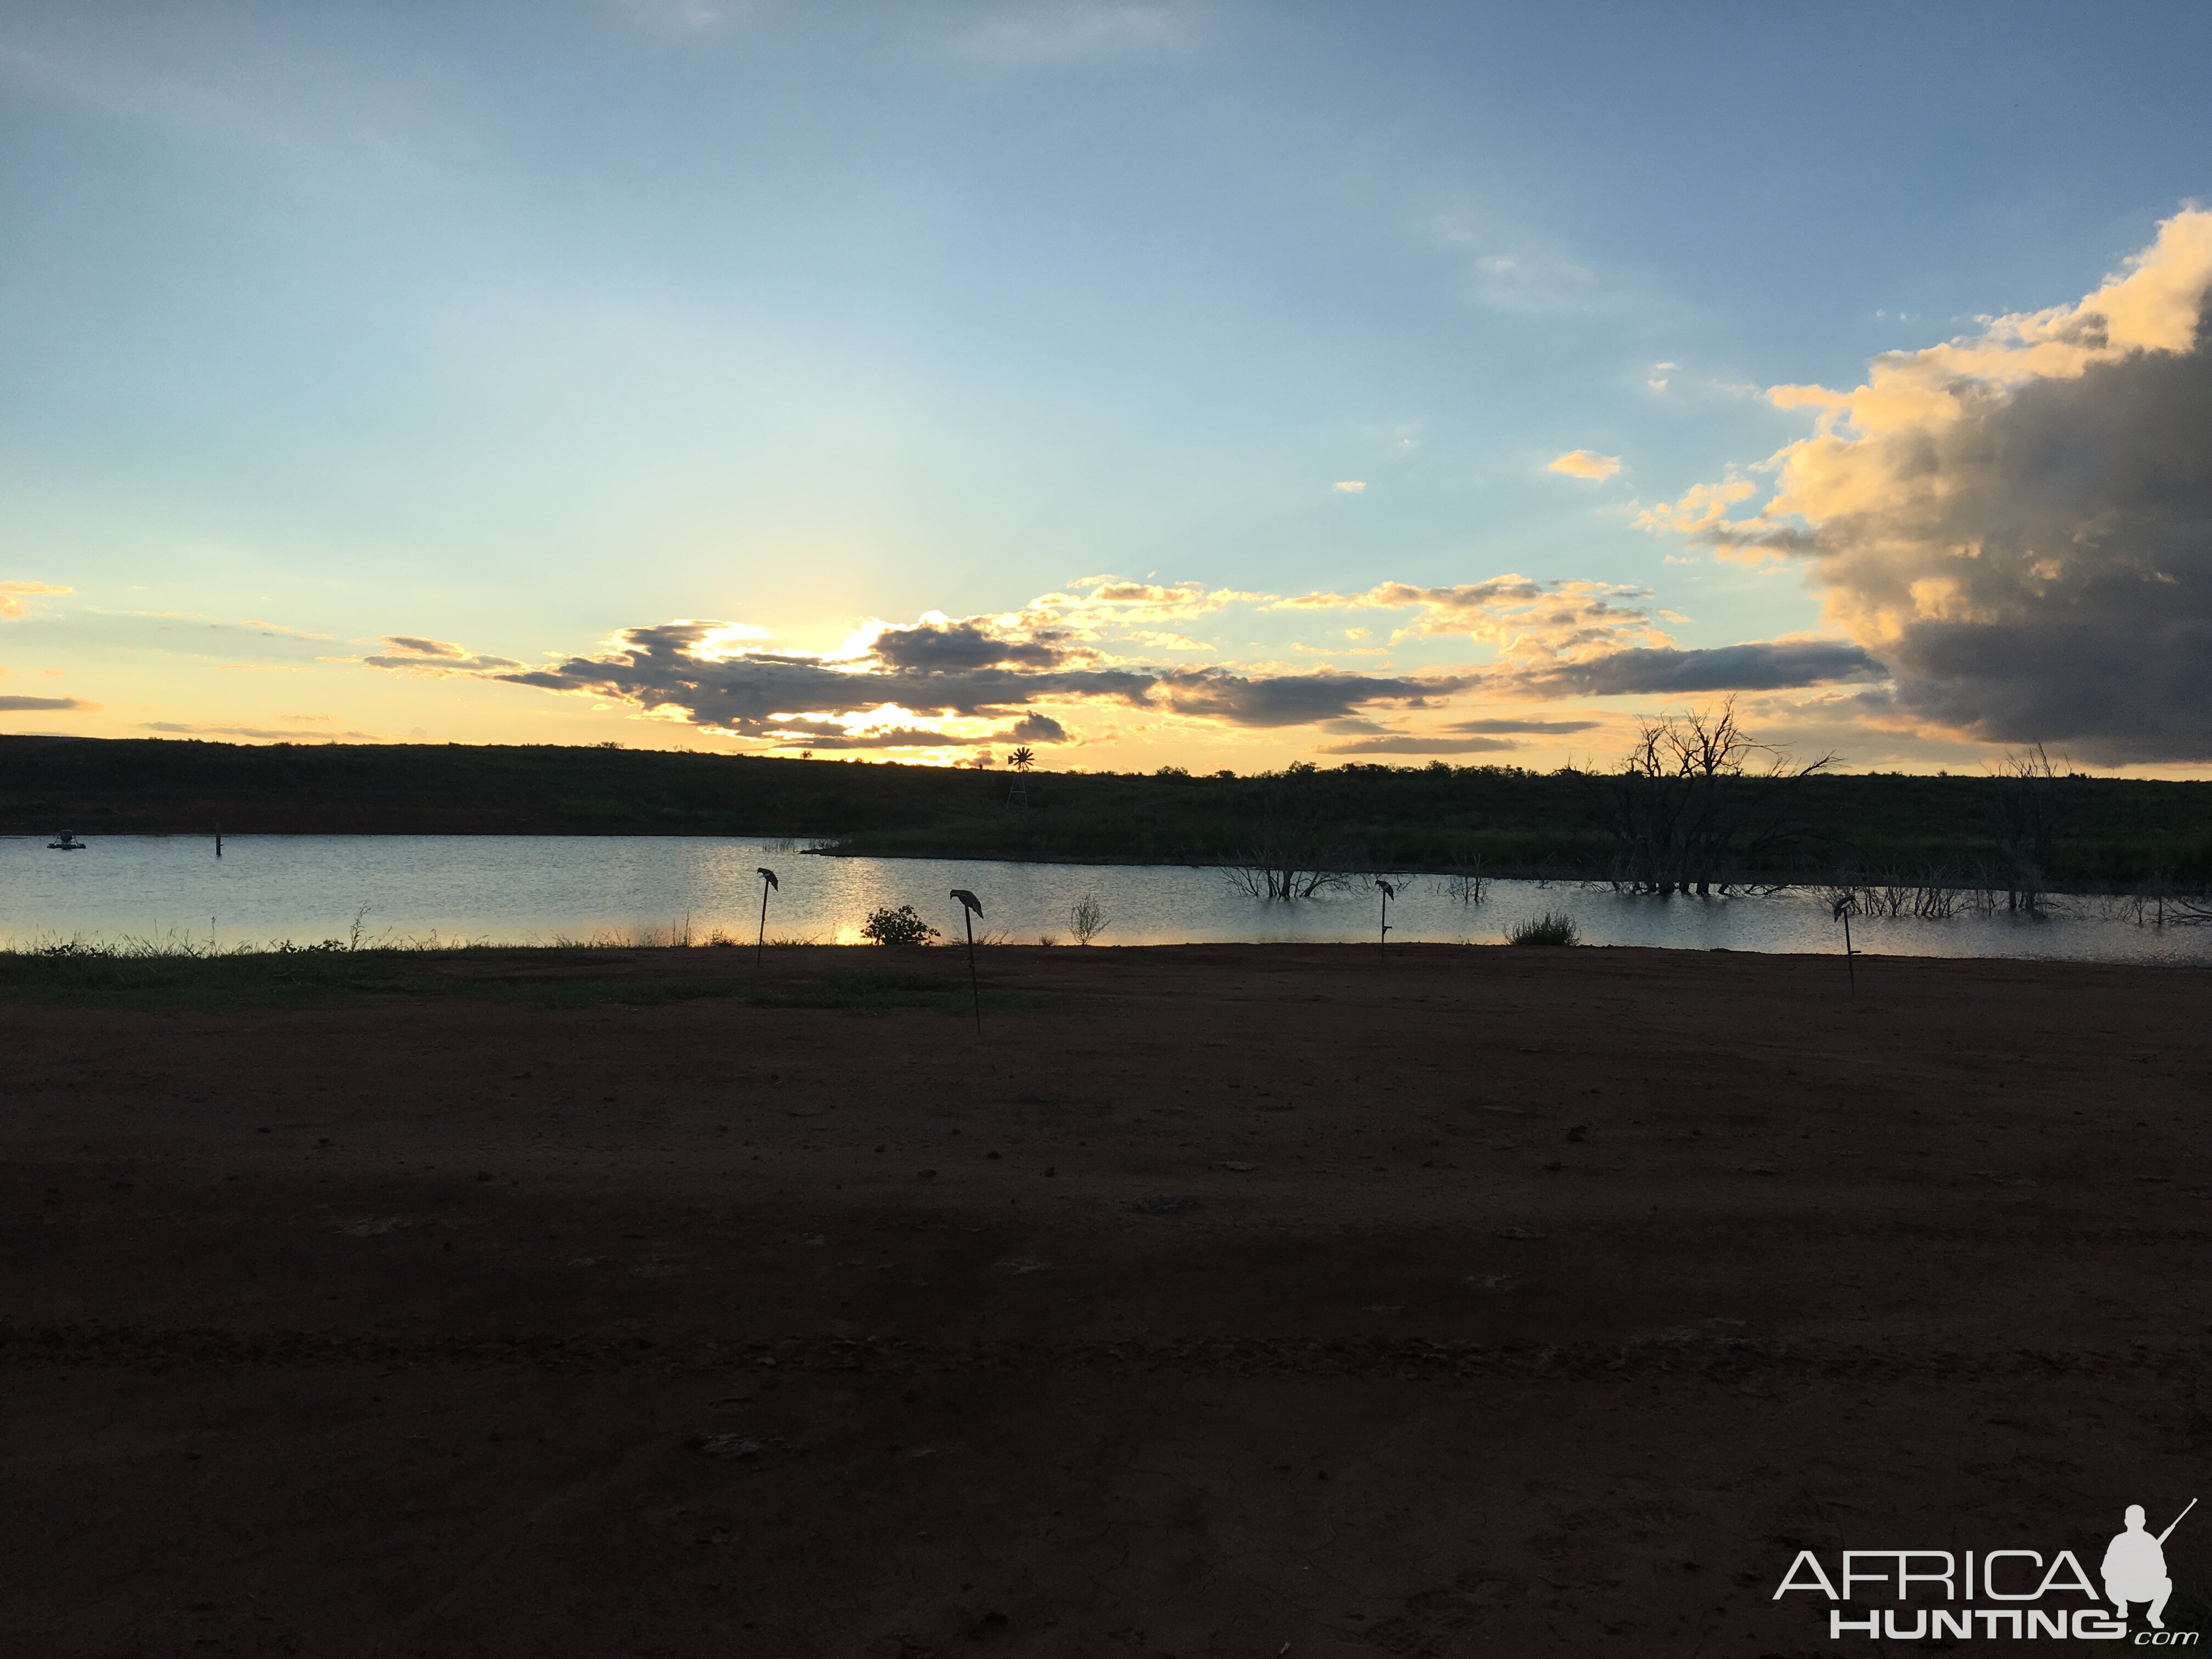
[4,2,2210,771]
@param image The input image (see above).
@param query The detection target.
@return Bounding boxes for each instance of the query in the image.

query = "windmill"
[951,889,984,1031]
[755,867,778,965]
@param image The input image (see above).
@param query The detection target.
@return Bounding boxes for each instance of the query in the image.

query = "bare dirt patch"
[4,943,2208,1656]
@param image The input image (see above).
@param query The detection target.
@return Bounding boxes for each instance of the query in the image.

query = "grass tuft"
[1506,911,1579,947]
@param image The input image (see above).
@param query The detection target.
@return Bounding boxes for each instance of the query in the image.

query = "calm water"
[3,834,2209,966]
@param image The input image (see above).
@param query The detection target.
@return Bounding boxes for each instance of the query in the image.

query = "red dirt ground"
[4,942,2209,1657]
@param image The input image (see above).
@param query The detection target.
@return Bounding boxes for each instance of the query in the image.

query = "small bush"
[1069,892,1108,945]
[859,904,939,946]
[1507,911,1579,946]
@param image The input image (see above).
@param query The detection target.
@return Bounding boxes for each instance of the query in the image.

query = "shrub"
[859,904,939,946]
[1507,911,1579,946]
[1068,892,1108,945]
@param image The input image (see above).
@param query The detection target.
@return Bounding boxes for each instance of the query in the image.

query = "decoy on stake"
[950,889,984,1032]
[755,867,778,965]
[1832,892,1860,996]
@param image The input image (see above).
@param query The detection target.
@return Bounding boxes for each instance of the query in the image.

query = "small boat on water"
[47,833,86,851]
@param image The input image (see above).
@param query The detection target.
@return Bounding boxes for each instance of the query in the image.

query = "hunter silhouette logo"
[2107,1501,2195,1630]
[1773,1499,2200,1643]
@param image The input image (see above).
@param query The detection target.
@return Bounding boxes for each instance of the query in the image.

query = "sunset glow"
[5,6,2209,775]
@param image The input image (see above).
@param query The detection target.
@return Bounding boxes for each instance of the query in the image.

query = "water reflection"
[2,834,2208,967]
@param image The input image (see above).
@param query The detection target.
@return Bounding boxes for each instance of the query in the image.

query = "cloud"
[1317,734,1520,755]
[0,694,89,712]
[0,580,71,619]
[1647,207,2212,760]
[1333,480,1367,494]
[368,600,1476,750]
[358,569,1902,759]
[1631,478,1754,535]
[1493,639,1886,699]
[1274,576,1666,661]
[1446,717,1601,735]
[143,721,379,740]
[866,619,1072,672]
[1124,630,1209,651]
[768,724,996,752]
[1020,577,1261,635]
[360,635,523,674]
[1147,667,1472,728]
[234,618,332,640]
[1427,209,1620,317]
[1547,449,1622,481]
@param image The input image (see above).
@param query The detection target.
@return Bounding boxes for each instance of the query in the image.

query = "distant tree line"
[3,730,2208,897]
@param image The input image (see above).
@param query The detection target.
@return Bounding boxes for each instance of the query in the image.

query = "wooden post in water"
[216,824,222,858]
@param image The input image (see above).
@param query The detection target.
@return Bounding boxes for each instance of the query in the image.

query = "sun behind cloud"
[1546,449,1622,481]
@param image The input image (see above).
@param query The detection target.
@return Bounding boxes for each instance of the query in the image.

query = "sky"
[4,1,2210,775]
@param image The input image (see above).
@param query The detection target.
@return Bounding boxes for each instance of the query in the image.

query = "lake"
[3,834,2208,966]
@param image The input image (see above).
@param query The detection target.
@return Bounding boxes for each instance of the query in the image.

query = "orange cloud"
[1547,449,1622,481]
[0,580,71,618]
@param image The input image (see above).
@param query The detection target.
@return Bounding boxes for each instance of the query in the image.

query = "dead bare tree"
[1990,744,2063,915]
[1218,764,1352,900]
[1595,698,1836,895]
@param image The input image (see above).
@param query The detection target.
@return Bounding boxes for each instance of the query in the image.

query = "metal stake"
[1832,893,1859,996]
[951,889,984,1032]
[755,867,778,965]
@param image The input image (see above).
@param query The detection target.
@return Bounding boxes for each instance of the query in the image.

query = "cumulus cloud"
[1147,666,1471,727]
[358,558,1900,758]
[1547,449,1622,481]
[866,619,1073,672]
[1333,480,1367,494]
[388,607,1474,751]
[0,580,72,619]
[1649,207,2212,761]
[1631,478,1754,535]
[0,693,89,711]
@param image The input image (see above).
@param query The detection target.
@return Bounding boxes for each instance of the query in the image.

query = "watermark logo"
[1774,1500,2199,1643]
